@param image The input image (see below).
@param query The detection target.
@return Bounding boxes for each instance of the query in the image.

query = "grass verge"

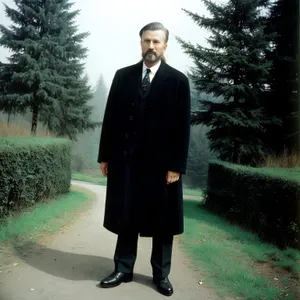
[180,199,300,300]
[183,188,203,197]
[72,172,107,186]
[71,172,203,198]
[0,185,96,267]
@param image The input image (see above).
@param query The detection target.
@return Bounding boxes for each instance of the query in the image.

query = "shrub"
[206,160,300,249]
[0,137,71,217]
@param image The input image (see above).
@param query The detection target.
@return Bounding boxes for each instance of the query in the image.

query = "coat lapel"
[126,61,143,103]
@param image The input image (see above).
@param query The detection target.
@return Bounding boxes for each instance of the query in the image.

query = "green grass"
[72,172,203,197]
[180,199,300,300]
[72,172,107,186]
[0,186,95,246]
[182,188,203,197]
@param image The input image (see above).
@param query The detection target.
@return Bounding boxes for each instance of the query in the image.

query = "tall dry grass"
[0,121,55,138]
[262,147,300,168]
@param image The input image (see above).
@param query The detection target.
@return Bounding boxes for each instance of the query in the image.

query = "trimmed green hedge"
[0,137,72,217]
[205,160,300,249]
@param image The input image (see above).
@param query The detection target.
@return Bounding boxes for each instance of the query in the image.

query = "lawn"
[180,199,300,300]
[71,171,203,197]
[182,188,203,197]
[72,172,107,186]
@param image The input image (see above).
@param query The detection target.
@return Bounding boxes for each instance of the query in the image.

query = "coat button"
[123,150,127,156]
[131,102,135,107]
[125,133,129,138]
[129,116,133,120]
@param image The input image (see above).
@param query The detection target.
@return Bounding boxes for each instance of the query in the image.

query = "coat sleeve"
[97,70,120,163]
[167,75,191,174]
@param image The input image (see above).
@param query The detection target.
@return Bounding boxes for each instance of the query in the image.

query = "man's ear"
[164,43,168,52]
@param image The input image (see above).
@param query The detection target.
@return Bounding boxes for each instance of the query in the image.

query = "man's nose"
[149,41,154,49]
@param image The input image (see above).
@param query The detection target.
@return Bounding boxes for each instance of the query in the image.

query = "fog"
[0,0,224,187]
[0,0,219,88]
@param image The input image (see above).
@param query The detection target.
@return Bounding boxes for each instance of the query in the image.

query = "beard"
[142,50,161,63]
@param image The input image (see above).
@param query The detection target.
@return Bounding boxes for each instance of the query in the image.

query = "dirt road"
[0,181,223,300]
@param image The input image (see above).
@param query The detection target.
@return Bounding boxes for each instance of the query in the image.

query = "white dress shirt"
[142,60,161,83]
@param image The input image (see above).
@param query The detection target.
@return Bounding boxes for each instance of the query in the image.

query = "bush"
[0,137,72,217]
[205,160,300,249]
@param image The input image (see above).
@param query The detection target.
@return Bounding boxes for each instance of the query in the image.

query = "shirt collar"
[142,59,161,76]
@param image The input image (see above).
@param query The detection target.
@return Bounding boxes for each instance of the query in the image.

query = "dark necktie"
[141,68,151,92]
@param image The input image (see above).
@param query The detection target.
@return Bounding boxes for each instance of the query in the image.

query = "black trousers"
[113,232,173,280]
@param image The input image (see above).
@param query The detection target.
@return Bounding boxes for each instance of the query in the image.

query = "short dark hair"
[139,22,169,43]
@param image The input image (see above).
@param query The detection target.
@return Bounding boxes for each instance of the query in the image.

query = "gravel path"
[0,181,226,300]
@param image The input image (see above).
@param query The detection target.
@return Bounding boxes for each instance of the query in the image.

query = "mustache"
[145,50,156,56]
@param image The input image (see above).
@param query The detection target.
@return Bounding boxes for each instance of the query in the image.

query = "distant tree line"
[72,74,107,171]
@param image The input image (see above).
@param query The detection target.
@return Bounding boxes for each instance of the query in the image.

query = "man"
[97,22,190,296]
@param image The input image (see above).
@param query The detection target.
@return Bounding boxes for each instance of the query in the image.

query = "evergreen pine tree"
[0,0,97,138]
[263,0,299,152]
[40,73,97,140]
[177,0,280,165]
[0,62,24,121]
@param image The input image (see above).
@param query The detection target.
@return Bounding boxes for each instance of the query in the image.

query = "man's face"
[140,30,168,65]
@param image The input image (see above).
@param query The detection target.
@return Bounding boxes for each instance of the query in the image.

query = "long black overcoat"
[97,60,190,237]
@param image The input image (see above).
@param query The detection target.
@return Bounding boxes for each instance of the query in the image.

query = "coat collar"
[132,60,168,78]
[142,60,161,77]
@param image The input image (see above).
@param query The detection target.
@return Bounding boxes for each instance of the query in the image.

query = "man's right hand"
[100,162,108,177]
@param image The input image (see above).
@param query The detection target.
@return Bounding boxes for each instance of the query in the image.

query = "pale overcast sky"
[0,0,223,89]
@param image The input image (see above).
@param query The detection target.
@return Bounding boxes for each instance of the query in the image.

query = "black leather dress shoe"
[99,271,133,288]
[153,277,174,296]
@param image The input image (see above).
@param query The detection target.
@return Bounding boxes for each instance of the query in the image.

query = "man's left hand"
[166,171,180,185]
